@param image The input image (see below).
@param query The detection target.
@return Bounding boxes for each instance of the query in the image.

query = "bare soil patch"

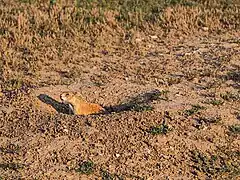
[1,33,239,179]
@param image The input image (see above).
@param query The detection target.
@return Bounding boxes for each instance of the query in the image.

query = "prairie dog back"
[60,91,104,115]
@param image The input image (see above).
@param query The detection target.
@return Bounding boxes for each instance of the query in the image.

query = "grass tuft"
[101,170,124,180]
[131,104,154,112]
[204,99,224,106]
[0,0,239,85]
[4,79,23,91]
[0,163,25,170]
[184,104,205,116]
[76,161,95,175]
[220,91,240,102]
[190,149,240,178]
[148,123,170,135]
[229,125,240,134]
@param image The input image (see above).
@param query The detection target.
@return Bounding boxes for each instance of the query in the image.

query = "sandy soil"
[0,33,239,179]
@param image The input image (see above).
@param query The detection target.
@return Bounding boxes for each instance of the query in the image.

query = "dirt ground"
[0,31,239,179]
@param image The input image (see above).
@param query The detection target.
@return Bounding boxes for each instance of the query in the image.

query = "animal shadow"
[37,94,73,115]
[104,89,166,114]
[37,89,166,115]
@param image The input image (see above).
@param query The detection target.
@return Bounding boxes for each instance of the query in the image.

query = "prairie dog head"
[60,92,78,114]
[60,92,76,102]
[60,91,85,103]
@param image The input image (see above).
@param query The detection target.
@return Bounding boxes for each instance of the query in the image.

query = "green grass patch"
[184,104,205,116]
[148,123,170,135]
[229,124,240,134]
[76,161,95,175]
[235,111,240,120]
[158,90,170,101]
[50,0,56,5]
[25,0,238,31]
[131,104,154,112]
[4,79,23,91]
[225,71,240,82]
[0,144,21,154]
[190,149,240,178]
[101,170,124,180]
[204,99,224,106]
[220,91,240,102]
[0,163,25,170]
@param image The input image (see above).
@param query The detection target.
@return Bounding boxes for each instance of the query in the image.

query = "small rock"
[202,27,209,31]
[63,129,68,133]
[135,38,142,42]
[116,153,120,158]
[150,35,158,39]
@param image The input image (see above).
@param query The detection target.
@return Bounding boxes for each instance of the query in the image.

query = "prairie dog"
[60,92,104,115]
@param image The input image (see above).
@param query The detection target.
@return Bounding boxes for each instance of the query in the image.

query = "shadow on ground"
[37,94,73,115]
[37,89,164,115]
[104,89,165,113]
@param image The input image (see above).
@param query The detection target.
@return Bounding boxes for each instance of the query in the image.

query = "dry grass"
[0,0,239,89]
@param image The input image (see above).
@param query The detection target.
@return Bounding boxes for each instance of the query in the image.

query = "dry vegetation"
[0,0,240,179]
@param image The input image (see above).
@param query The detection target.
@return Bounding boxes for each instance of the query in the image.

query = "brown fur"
[60,92,104,115]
